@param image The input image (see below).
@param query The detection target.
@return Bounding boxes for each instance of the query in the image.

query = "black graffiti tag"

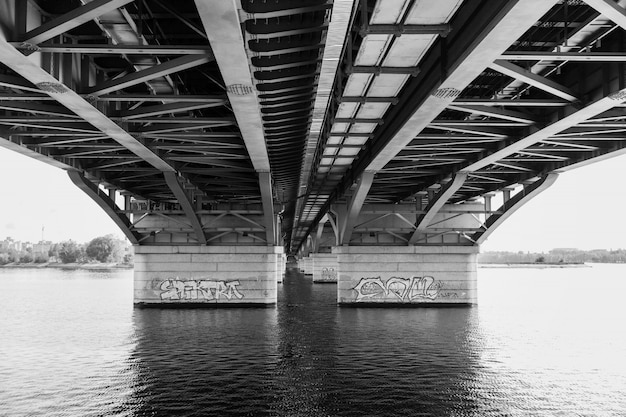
[353,276,441,302]
[159,278,244,301]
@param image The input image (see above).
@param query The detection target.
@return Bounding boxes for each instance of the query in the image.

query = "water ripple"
[1,266,626,416]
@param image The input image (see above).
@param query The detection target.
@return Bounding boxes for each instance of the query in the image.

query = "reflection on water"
[1,265,625,416]
[126,307,280,416]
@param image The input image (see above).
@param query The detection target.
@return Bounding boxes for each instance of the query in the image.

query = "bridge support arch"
[305,172,559,306]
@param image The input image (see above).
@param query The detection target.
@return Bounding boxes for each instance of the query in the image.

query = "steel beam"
[0,101,77,117]
[295,0,355,249]
[472,174,558,245]
[0,35,174,172]
[68,171,140,244]
[584,0,626,30]
[0,74,40,93]
[120,102,227,119]
[11,44,212,55]
[195,0,275,243]
[340,171,375,245]
[95,94,227,102]
[463,85,626,172]
[365,0,561,172]
[361,24,451,36]
[163,172,207,244]
[489,60,579,102]
[348,66,420,75]
[339,96,399,104]
[0,134,77,171]
[500,51,626,61]
[447,104,537,124]
[21,0,136,46]
[312,215,329,253]
[259,171,276,246]
[452,98,569,107]
[194,0,270,172]
[87,54,213,97]
[408,172,468,244]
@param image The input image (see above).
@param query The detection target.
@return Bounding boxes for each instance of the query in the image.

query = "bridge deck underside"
[293,0,626,250]
[0,0,259,209]
[1,0,626,251]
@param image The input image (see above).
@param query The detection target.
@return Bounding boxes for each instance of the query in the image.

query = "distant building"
[33,241,53,255]
[1,237,22,252]
[549,248,579,254]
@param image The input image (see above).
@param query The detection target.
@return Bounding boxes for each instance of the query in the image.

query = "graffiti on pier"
[321,267,337,281]
[159,278,244,301]
[353,276,442,302]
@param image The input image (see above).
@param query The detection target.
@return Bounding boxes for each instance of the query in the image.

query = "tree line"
[479,248,626,264]
[0,235,132,265]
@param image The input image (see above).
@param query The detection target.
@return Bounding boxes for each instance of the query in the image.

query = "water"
[1,265,625,416]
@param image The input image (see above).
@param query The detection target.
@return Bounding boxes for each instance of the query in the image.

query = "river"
[0,264,625,416]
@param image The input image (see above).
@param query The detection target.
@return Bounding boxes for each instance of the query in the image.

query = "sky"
[1,145,626,251]
[0,147,125,244]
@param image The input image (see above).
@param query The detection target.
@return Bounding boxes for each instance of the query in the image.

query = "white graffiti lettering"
[159,279,244,301]
[353,276,442,302]
[321,267,337,281]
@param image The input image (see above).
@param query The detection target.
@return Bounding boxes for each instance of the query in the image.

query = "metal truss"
[4,0,626,252]
[292,0,626,253]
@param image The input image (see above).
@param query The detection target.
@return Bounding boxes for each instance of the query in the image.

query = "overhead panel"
[291,0,463,251]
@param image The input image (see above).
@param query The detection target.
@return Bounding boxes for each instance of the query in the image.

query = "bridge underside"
[2,0,626,305]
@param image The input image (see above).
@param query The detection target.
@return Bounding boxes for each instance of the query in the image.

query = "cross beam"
[463,86,626,172]
[489,60,579,102]
[20,0,136,47]
[87,54,214,97]
[163,172,207,244]
[0,36,174,172]
[409,172,468,244]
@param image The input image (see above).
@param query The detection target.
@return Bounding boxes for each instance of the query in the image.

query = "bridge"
[1,0,626,306]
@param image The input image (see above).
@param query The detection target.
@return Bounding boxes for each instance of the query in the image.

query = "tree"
[85,235,124,263]
[58,240,83,263]
[19,253,33,263]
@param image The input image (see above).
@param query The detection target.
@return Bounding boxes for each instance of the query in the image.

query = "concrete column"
[281,253,286,280]
[275,251,286,283]
[303,257,313,276]
[312,253,338,283]
[336,246,478,305]
[134,245,282,306]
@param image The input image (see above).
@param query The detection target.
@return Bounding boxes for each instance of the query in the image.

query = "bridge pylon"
[298,172,558,305]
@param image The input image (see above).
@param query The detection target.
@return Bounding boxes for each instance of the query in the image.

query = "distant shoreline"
[0,262,133,270]
[479,263,590,269]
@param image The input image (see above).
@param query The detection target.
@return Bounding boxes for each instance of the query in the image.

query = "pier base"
[336,246,478,305]
[134,245,283,306]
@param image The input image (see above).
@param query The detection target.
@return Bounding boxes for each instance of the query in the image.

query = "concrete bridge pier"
[312,253,338,283]
[335,246,478,305]
[134,245,284,306]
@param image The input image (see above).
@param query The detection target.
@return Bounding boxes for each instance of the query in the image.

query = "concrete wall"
[134,245,282,306]
[276,252,286,283]
[335,246,478,305]
[302,257,313,276]
[312,253,338,283]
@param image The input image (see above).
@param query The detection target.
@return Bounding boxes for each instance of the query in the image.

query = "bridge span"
[1,0,626,306]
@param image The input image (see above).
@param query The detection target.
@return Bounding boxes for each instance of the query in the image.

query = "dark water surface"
[1,265,625,416]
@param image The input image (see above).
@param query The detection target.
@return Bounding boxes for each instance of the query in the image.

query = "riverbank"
[0,262,133,270]
[479,262,590,269]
